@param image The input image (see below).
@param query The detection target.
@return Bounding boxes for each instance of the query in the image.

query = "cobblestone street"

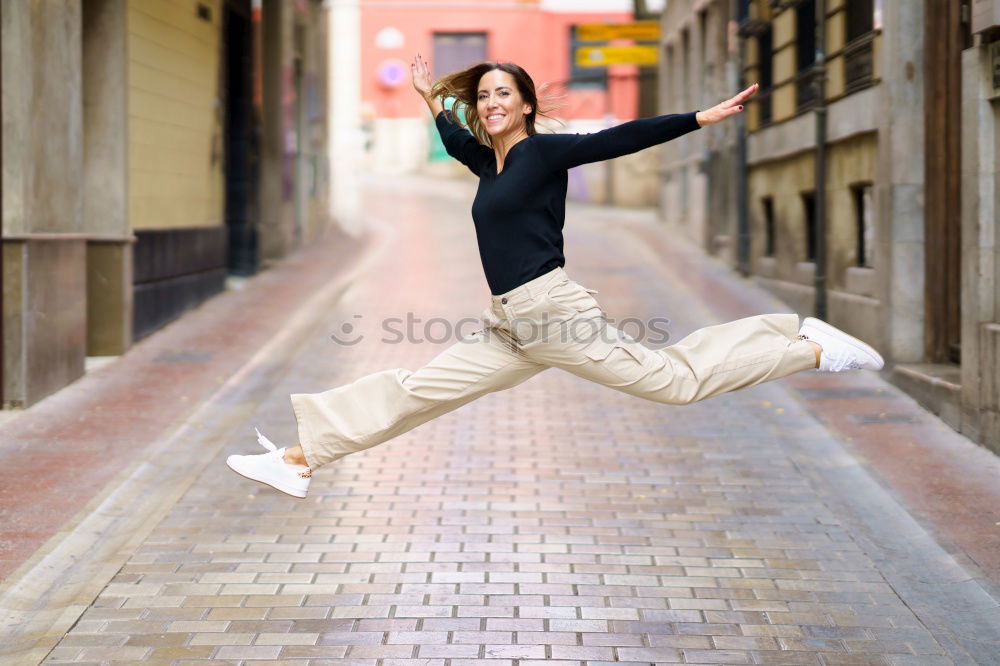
[6,175,999,665]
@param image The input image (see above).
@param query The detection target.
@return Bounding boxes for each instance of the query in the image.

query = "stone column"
[327,0,366,236]
[873,0,925,360]
[259,0,292,263]
[82,0,132,356]
[960,38,999,452]
[2,1,87,406]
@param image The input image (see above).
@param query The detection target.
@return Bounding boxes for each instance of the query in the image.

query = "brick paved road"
[42,175,998,665]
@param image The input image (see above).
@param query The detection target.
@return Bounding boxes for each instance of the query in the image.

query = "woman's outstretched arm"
[536,83,759,172]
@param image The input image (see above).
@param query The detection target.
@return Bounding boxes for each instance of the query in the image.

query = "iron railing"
[843,32,876,94]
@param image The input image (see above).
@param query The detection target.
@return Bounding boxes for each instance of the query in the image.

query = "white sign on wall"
[375,26,404,49]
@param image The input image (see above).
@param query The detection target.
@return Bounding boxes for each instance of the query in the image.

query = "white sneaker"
[798,317,884,372]
[226,427,311,498]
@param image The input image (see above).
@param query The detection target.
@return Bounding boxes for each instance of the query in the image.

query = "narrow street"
[5,175,999,665]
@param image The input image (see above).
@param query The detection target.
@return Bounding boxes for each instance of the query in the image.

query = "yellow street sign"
[576,21,661,42]
[575,46,659,68]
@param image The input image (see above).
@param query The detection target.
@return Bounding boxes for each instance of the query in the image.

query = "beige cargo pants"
[291,266,817,469]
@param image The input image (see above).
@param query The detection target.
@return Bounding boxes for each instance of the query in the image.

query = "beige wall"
[825,132,876,290]
[749,151,814,278]
[749,132,876,288]
[127,0,224,230]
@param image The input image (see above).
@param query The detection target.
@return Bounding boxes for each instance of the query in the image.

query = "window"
[698,10,708,79]
[757,27,773,89]
[852,183,874,267]
[757,26,773,125]
[666,44,676,102]
[681,28,691,107]
[737,0,750,22]
[433,32,487,78]
[846,0,874,42]
[795,0,818,110]
[802,191,817,262]
[762,197,776,257]
[796,0,816,72]
[844,0,876,92]
[569,25,607,90]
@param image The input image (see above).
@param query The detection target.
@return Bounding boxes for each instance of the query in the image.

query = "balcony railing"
[843,32,876,94]
[795,68,820,112]
[736,0,768,36]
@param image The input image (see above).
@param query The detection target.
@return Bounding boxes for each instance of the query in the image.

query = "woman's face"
[476,69,532,140]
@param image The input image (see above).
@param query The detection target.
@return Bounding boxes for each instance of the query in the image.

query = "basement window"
[762,197,776,257]
[802,191,817,262]
[853,183,874,267]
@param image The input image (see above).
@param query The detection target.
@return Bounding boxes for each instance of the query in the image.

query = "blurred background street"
[2,0,1000,664]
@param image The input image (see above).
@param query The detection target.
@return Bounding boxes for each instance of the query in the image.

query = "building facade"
[327,0,663,210]
[658,0,740,259]
[1,0,331,409]
[658,0,1000,453]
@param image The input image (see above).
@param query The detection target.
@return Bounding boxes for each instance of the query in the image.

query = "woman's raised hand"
[411,53,433,99]
[695,83,759,127]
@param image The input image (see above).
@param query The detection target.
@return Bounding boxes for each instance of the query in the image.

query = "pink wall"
[361,4,642,122]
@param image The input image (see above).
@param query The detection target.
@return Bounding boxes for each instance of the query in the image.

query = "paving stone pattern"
[45,178,957,664]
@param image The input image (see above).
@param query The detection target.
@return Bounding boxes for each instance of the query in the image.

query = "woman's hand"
[695,83,759,127]
[411,53,433,99]
[412,53,444,116]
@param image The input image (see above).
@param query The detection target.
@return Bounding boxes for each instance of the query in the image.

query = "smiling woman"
[224,54,886,500]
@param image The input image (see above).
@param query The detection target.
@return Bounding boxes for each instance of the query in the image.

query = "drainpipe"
[813,0,828,319]
[736,113,749,276]
[733,0,749,276]
[1,33,4,407]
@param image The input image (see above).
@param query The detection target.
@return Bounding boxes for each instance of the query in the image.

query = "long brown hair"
[429,62,561,147]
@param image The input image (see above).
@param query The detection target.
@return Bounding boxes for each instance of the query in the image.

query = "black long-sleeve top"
[434,109,702,295]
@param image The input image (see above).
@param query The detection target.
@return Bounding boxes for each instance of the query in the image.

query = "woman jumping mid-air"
[227,54,884,498]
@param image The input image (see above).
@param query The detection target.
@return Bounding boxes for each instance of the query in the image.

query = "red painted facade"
[360,1,641,122]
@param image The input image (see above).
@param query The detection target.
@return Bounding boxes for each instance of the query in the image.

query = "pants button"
[501,297,508,304]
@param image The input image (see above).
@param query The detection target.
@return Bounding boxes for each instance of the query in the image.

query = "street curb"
[0,223,393,664]
[773,392,1000,665]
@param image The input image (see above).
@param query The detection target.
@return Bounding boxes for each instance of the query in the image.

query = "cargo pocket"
[582,335,656,383]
